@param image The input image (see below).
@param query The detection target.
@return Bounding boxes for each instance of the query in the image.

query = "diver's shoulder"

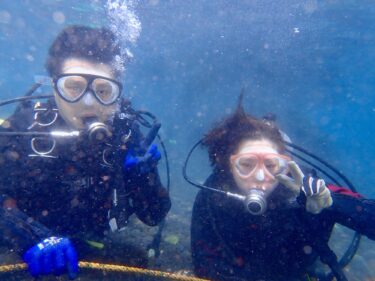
[1,106,34,131]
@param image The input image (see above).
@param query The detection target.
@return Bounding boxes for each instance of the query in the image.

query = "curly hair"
[45,25,121,77]
[202,95,286,171]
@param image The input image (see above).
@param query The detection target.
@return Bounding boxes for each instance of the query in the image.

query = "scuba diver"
[0,25,171,279]
[188,97,375,281]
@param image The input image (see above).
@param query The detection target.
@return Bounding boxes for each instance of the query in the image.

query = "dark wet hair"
[46,25,121,77]
[202,94,286,171]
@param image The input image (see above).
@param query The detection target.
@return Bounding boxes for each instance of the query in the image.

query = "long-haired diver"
[190,98,375,281]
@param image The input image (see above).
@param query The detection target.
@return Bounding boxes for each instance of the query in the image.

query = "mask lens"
[92,78,120,104]
[264,156,288,175]
[57,76,87,101]
[236,156,258,176]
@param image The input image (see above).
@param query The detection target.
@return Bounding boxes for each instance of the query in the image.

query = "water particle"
[303,245,313,254]
[0,10,11,24]
[148,248,155,258]
[52,11,65,24]
[26,54,34,62]
[303,0,318,14]
[148,0,159,5]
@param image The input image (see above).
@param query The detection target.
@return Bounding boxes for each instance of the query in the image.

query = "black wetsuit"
[191,171,375,281]
[0,100,171,266]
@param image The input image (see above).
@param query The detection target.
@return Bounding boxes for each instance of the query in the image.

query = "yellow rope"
[0,261,210,281]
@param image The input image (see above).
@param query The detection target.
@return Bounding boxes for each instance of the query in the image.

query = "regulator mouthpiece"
[245,190,267,215]
[86,121,112,143]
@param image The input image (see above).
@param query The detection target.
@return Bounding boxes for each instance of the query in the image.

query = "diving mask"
[54,73,122,105]
[230,152,290,179]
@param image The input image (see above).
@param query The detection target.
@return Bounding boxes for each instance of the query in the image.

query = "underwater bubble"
[303,245,313,254]
[303,0,318,14]
[147,248,155,258]
[319,115,330,126]
[52,11,66,24]
[105,0,142,73]
[0,10,11,24]
[72,3,95,13]
[149,0,159,5]
[8,150,20,161]
[26,54,34,62]
[15,18,26,29]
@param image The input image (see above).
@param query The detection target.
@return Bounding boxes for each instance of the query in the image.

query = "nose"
[82,91,95,106]
[255,169,265,182]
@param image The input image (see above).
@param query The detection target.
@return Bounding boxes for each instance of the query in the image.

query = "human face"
[54,58,121,129]
[230,139,290,195]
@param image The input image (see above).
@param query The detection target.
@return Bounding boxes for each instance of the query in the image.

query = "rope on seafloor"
[0,261,210,281]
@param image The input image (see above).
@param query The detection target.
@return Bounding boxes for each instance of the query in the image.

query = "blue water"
[1,0,375,279]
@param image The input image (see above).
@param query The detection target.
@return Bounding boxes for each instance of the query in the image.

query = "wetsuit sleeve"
[191,190,223,280]
[123,123,171,226]
[0,196,53,254]
[191,176,241,281]
[327,185,375,240]
[124,167,171,226]
[0,107,53,254]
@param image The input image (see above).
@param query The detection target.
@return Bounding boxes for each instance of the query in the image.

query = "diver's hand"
[124,144,161,174]
[23,236,78,279]
[275,161,333,214]
[275,161,303,195]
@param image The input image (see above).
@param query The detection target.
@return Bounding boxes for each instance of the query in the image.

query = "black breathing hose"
[0,95,53,108]
[284,141,361,278]
[285,141,357,192]
[135,110,171,257]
